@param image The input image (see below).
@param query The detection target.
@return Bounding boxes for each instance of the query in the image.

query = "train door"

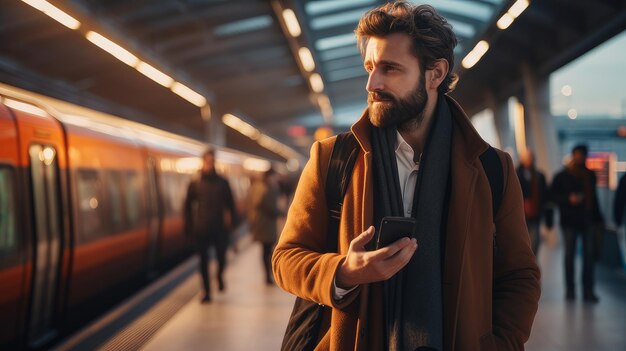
[0,104,27,349]
[145,157,161,274]
[27,144,63,347]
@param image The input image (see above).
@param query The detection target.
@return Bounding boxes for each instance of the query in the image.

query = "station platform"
[54,233,625,351]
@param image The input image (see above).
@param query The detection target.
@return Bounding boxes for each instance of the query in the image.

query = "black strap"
[480,146,504,219]
[325,132,360,252]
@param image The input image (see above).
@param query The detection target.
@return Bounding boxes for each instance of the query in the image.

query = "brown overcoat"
[273,96,540,350]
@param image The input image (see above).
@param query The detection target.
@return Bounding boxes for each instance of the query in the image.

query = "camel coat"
[273,96,540,351]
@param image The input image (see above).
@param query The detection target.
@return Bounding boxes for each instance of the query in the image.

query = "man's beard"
[367,75,427,131]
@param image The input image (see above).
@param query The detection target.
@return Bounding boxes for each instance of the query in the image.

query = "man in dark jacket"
[516,149,549,255]
[551,144,603,302]
[184,148,237,303]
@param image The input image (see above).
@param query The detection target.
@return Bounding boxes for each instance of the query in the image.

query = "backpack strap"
[324,132,360,252]
[479,146,504,255]
[479,146,504,219]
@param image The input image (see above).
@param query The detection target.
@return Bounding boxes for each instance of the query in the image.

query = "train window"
[123,171,141,229]
[0,167,17,258]
[162,172,192,217]
[76,169,106,242]
[107,171,125,232]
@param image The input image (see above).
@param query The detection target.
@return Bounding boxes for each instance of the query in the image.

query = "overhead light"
[298,47,315,72]
[222,113,261,140]
[561,85,573,96]
[309,73,324,93]
[508,0,530,18]
[282,8,301,37]
[171,82,207,107]
[21,0,81,30]
[497,0,530,31]
[568,109,578,119]
[496,13,515,30]
[136,62,174,88]
[461,40,489,69]
[86,31,139,67]
[317,94,333,123]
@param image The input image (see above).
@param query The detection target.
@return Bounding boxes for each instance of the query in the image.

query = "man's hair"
[355,1,458,94]
[203,148,215,158]
[572,144,588,156]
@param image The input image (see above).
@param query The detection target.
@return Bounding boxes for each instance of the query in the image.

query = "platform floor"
[139,233,626,351]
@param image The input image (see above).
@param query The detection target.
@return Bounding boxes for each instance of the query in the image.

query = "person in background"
[272,2,540,349]
[551,144,603,302]
[248,168,283,285]
[613,173,626,229]
[516,149,550,255]
[184,148,237,303]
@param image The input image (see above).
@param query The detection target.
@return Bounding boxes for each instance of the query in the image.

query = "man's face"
[364,33,427,129]
[203,153,215,173]
[572,150,587,167]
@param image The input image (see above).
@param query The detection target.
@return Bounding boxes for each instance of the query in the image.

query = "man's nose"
[366,70,383,92]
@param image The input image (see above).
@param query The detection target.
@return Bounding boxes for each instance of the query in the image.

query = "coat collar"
[350,95,489,163]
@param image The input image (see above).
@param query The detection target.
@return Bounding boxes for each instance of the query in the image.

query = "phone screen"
[376,216,416,249]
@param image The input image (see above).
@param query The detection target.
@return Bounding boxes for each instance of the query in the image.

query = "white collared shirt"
[334,130,420,299]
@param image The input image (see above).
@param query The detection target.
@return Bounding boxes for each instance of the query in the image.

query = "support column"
[522,62,560,179]
[202,103,226,147]
[486,90,515,155]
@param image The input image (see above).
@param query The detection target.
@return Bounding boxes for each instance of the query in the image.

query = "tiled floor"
[142,232,626,351]
[141,243,295,351]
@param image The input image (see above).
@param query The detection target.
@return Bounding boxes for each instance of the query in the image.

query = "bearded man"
[273,2,540,350]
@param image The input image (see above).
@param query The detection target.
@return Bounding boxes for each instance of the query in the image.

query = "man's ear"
[426,59,449,91]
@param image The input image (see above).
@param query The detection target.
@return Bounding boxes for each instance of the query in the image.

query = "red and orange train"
[0,83,260,349]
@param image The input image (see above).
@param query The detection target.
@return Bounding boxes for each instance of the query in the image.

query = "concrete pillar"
[202,103,226,147]
[486,90,516,156]
[521,62,560,180]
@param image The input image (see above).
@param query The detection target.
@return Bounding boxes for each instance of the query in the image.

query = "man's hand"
[335,226,417,288]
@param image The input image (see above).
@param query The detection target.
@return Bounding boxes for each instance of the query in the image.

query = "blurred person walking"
[516,149,550,255]
[551,144,604,302]
[248,168,283,285]
[184,148,237,303]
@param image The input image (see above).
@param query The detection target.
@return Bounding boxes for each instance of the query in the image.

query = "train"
[0,83,272,349]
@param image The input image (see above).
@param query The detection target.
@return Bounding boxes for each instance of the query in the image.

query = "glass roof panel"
[447,19,476,38]
[327,66,367,82]
[316,33,357,51]
[214,15,273,37]
[305,0,376,16]
[311,8,370,30]
[319,46,361,61]
[412,0,494,21]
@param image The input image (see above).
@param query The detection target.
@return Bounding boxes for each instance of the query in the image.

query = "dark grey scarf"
[372,95,453,351]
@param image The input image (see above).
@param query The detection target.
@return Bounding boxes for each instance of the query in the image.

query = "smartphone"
[376,216,416,249]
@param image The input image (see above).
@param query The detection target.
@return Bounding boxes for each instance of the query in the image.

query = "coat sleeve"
[492,152,541,350]
[272,140,350,309]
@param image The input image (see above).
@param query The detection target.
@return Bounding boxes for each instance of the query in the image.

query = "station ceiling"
[1,0,625,161]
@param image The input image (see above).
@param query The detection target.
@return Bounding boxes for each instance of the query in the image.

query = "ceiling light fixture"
[171,82,207,107]
[21,0,81,30]
[309,73,324,93]
[461,40,489,69]
[86,31,139,67]
[496,0,530,30]
[136,62,174,88]
[298,47,316,72]
[282,8,301,37]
